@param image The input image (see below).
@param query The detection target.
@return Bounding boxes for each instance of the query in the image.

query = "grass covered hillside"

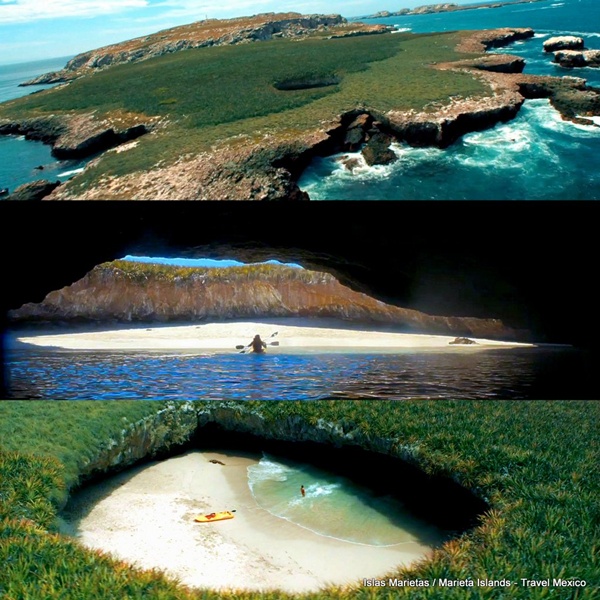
[0,400,598,599]
[0,17,488,197]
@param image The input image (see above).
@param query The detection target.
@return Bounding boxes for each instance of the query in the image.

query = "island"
[0,11,598,200]
[362,0,549,19]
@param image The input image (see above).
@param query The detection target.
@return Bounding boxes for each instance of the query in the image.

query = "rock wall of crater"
[73,402,488,531]
[78,402,393,486]
[74,403,198,491]
[8,262,524,340]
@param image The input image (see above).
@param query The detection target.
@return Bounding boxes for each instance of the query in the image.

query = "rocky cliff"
[8,261,525,340]
[38,27,599,200]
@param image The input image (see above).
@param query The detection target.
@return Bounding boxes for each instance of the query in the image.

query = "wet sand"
[10,318,533,352]
[59,450,436,594]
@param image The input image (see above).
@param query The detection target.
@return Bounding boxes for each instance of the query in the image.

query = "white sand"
[10,318,533,352]
[60,450,435,593]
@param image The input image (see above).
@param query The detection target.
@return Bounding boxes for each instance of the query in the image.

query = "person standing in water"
[250,334,267,353]
[300,485,306,497]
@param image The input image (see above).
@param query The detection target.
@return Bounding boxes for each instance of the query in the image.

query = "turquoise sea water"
[247,452,443,546]
[299,0,600,199]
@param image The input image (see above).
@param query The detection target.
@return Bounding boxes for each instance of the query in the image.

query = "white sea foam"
[552,31,600,39]
[462,124,532,151]
[247,454,291,484]
[392,27,411,33]
[58,167,84,177]
[327,143,443,182]
[306,482,340,497]
[530,98,600,138]
[326,151,397,181]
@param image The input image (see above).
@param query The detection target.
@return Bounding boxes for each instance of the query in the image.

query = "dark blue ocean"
[5,345,595,400]
[299,0,600,199]
[0,55,92,195]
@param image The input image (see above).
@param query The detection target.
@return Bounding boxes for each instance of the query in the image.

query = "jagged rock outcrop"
[553,49,600,69]
[19,13,383,86]
[0,113,155,161]
[8,261,527,340]
[4,201,598,352]
[543,36,584,52]
[456,27,535,52]
[448,54,526,74]
[361,132,398,165]
[7,179,61,201]
[363,0,548,19]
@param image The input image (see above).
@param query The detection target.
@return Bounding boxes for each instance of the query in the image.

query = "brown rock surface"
[6,179,61,201]
[553,49,600,68]
[8,26,600,200]
[361,133,398,166]
[8,262,525,340]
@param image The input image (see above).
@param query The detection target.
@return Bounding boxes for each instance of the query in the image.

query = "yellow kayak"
[194,511,235,523]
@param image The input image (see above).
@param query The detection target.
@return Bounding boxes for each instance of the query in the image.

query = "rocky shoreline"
[364,0,548,19]
[2,25,599,200]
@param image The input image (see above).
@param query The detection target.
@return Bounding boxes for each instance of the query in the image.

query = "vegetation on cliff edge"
[0,400,598,599]
[101,260,332,284]
[0,29,487,192]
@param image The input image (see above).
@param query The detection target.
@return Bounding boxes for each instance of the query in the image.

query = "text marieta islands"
[363,577,588,588]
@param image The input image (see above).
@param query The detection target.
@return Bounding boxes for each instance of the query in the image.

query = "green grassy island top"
[0,15,492,198]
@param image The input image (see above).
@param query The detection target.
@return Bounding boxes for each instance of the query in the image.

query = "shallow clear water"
[300,0,600,200]
[248,453,441,546]
[5,346,594,400]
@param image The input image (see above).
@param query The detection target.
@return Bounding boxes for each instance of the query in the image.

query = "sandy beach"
[9,318,534,352]
[60,450,436,593]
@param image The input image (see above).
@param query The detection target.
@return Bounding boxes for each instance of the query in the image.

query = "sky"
[121,255,303,268]
[0,0,487,65]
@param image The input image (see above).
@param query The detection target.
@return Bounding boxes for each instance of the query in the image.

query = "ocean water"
[300,0,600,199]
[0,56,73,103]
[247,453,442,546]
[5,345,595,400]
[0,55,90,195]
